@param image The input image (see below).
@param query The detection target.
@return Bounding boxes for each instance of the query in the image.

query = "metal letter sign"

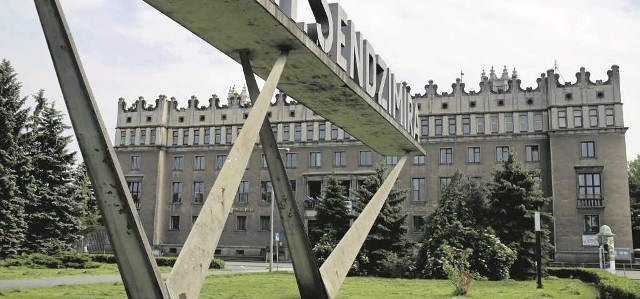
[35,0,424,298]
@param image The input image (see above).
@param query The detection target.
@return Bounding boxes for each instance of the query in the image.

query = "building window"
[413,216,425,232]
[294,123,302,141]
[225,126,232,144]
[421,118,429,137]
[580,141,596,158]
[496,146,510,162]
[261,154,267,169]
[467,147,480,164]
[182,129,189,145]
[172,130,179,145]
[385,156,399,166]
[334,151,347,167]
[290,180,297,192]
[490,114,499,134]
[170,216,180,230]
[260,216,270,231]
[236,216,247,231]
[573,108,583,128]
[140,129,146,145]
[192,215,198,225]
[505,114,514,133]
[128,181,141,209]
[439,177,452,196]
[285,153,297,168]
[440,148,453,164]
[237,181,249,203]
[193,155,205,170]
[605,107,615,126]
[193,181,204,203]
[193,129,200,145]
[462,116,470,135]
[344,131,350,140]
[534,113,543,132]
[519,114,528,132]
[310,152,322,167]
[283,124,290,141]
[130,155,141,170]
[359,151,372,166]
[214,128,221,144]
[215,154,227,170]
[525,145,540,162]
[476,115,485,135]
[331,124,338,140]
[448,117,456,135]
[120,130,126,145]
[261,181,273,204]
[173,156,184,170]
[306,122,314,141]
[589,108,598,127]
[319,123,326,140]
[411,178,426,202]
[204,128,211,144]
[150,128,156,145]
[435,118,443,136]
[558,110,567,128]
[413,155,425,165]
[584,215,600,233]
[578,173,602,199]
[171,182,183,203]
[129,129,136,145]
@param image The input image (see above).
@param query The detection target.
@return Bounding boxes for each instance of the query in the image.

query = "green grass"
[0,272,598,298]
[0,264,173,280]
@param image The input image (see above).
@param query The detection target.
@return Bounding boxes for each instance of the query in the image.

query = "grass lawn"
[0,264,174,280]
[0,272,598,298]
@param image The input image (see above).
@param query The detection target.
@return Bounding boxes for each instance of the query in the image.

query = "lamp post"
[269,147,289,272]
[534,211,543,289]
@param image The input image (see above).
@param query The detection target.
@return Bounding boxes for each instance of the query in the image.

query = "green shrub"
[0,252,98,269]
[373,251,415,278]
[549,268,640,299]
[441,244,473,296]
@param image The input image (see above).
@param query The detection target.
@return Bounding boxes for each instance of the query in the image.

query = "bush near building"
[550,268,640,299]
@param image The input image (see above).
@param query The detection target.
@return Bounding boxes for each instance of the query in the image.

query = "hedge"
[549,268,640,299]
[1,252,99,269]
[90,254,225,269]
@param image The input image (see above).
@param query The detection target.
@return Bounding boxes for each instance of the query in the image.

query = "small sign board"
[582,235,599,246]
[615,248,632,262]
[275,232,280,242]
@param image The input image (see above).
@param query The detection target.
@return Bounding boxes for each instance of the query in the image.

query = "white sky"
[1,0,639,161]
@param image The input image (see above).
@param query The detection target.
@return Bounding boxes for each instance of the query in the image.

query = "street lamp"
[534,211,543,289]
[269,147,290,272]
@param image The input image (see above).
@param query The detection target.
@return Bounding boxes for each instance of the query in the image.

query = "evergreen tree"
[416,171,515,280]
[74,162,101,234]
[485,152,552,280]
[0,59,30,257]
[628,155,640,247]
[24,90,84,253]
[352,163,412,276]
[309,174,351,246]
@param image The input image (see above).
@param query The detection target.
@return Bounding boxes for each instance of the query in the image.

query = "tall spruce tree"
[24,90,84,253]
[352,163,411,276]
[310,174,351,245]
[485,152,552,280]
[629,155,640,248]
[0,59,30,257]
[74,162,101,234]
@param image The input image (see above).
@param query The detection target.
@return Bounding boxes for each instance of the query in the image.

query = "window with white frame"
[285,153,297,168]
[467,147,480,164]
[128,181,141,209]
[182,129,189,145]
[605,107,615,126]
[215,154,226,170]
[359,151,372,166]
[194,155,206,170]
[435,118,443,136]
[519,114,528,132]
[580,141,596,158]
[334,151,346,167]
[421,118,429,137]
[130,129,136,145]
[130,155,141,170]
[578,173,602,199]
[170,216,180,230]
[505,114,514,133]
[294,123,301,141]
[140,129,146,145]
[462,116,470,135]
[533,112,543,131]
[525,145,540,162]
[558,110,567,128]
[440,148,453,164]
[490,114,499,134]
[306,122,314,141]
[173,156,184,170]
[476,115,485,134]
[385,156,399,166]
[413,155,425,165]
[193,129,200,145]
[260,181,273,204]
[496,146,510,162]
[589,108,598,127]
[310,152,322,167]
[411,178,426,202]
[237,181,249,203]
[193,181,204,203]
[236,216,247,231]
[171,182,183,203]
[584,214,600,233]
[573,108,583,128]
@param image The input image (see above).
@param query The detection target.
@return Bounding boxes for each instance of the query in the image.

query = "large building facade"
[114,65,631,263]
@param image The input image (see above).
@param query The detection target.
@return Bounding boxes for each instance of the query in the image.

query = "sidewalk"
[0,261,293,289]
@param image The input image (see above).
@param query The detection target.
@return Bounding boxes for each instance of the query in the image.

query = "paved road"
[0,261,293,289]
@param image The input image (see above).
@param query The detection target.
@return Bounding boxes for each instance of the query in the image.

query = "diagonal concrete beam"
[166,51,289,299]
[320,156,408,299]
[240,51,329,299]
[33,1,169,298]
